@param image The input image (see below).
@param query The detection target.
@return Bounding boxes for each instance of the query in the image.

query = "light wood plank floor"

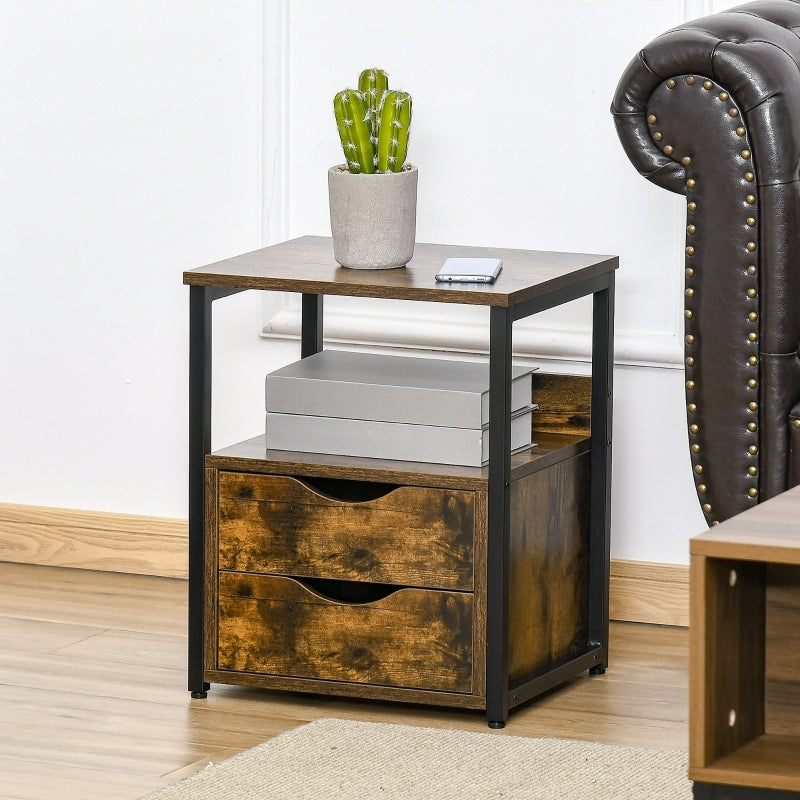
[0,562,688,800]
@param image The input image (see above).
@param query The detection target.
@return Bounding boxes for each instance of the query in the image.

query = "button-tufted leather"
[611,0,800,524]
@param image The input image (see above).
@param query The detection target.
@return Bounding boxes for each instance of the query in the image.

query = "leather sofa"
[612,0,800,525]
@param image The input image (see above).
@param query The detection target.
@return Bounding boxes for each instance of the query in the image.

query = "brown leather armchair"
[611,0,800,526]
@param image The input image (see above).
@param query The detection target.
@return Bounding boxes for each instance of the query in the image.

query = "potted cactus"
[328,68,417,269]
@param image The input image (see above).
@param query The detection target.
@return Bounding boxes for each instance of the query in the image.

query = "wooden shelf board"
[207,432,590,490]
[689,734,800,792]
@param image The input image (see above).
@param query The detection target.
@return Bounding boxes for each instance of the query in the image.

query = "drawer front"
[218,473,474,590]
[217,572,473,693]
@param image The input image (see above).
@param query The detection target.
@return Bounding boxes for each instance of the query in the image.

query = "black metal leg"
[301,293,324,357]
[188,285,244,698]
[486,305,513,728]
[188,286,212,698]
[588,276,614,671]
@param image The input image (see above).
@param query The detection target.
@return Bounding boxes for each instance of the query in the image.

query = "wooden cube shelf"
[690,484,800,798]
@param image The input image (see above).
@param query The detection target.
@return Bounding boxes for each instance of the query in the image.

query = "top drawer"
[217,472,475,591]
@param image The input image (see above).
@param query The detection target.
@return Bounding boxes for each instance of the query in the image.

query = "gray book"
[265,406,535,467]
[265,350,535,427]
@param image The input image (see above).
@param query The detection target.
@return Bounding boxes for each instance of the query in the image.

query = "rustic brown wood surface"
[530,373,592,436]
[217,573,473,693]
[690,484,800,791]
[217,473,475,590]
[183,235,617,308]
[0,562,688,800]
[508,452,591,682]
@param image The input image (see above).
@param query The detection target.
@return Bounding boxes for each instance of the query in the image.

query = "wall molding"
[0,502,689,626]
[260,294,684,369]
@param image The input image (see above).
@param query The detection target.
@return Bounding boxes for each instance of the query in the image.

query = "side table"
[183,235,617,727]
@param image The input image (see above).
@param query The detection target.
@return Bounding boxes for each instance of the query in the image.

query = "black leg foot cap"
[589,663,606,676]
[191,691,208,699]
[488,721,506,729]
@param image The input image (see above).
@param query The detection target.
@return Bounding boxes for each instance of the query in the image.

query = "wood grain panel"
[508,452,591,682]
[218,473,474,590]
[765,563,800,735]
[696,557,765,767]
[217,573,473,693]
[531,373,591,436]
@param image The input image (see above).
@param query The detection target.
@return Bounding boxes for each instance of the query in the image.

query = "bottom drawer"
[217,572,473,693]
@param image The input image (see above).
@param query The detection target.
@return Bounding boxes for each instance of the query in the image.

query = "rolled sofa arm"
[612,1,800,524]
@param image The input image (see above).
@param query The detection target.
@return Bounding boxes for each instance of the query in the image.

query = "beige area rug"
[142,717,691,800]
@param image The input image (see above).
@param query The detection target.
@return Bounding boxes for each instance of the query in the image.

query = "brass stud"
[667,78,676,88]
[736,126,746,136]
[746,194,756,204]
[653,131,663,142]
[741,149,751,160]
[687,76,696,85]
[749,466,758,476]
[703,80,713,90]
[686,356,695,366]
[685,310,693,319]
[687,379,696,389]
[747,242,757,252]
[687,178,696,189]
[703,503,712,513]
[748,332,758,342]
[695,464,704,474]
[747,265,757,275]
[690,424,699,434]
[794,419,800,429]
[712,520,720,526]
[749,445,759,454]
[698,483,707,493]
[749,488,759,498]
[682,156,692,166]
[686,267,695,277]
[686,334,695,344]
[664,144,674,155]
[748,422,758,431]
[687,224,697,234]
[746,217,756,227]
[748,378,758,389]
[749,401,758,411]
[719,91,729,101]
[745,172,755,182]
[747,288,757,298]
[748,355,758,366]
[689,403,697,413]
[729,108,739,117]
[692,443,701,453]
[686,245,695,255]
[686,287,695,297]
[648,114,657,125]
[688,201,697,212]
[748,312,758,321]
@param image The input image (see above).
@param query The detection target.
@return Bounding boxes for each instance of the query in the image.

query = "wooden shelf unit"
[184,235,617,727]
[690,484,800,798]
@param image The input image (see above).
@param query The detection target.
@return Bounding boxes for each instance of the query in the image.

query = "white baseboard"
[0,502,689,626]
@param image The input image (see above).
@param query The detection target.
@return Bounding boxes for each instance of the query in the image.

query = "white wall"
[0,0,744,564]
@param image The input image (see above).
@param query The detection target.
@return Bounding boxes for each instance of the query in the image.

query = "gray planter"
[328,164,418,269]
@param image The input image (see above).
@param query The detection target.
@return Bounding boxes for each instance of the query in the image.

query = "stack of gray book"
[264,350,537,467]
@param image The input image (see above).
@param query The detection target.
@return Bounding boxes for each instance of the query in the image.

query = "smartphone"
[435,257,503,284]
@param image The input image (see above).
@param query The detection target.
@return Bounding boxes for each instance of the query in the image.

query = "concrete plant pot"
[328,164,418,269]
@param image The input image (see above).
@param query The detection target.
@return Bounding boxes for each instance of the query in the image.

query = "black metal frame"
[188,275,615,728]
[694,783,800,799]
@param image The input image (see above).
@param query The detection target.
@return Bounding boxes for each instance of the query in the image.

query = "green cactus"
[377,90,412,173]
[358,67,388,143]
[334,68,412,173]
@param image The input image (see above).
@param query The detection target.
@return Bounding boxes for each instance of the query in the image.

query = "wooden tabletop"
[183,236,618,308]
[690,484,800,564]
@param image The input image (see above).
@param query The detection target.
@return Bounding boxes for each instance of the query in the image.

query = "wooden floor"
[0,562,688,800]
